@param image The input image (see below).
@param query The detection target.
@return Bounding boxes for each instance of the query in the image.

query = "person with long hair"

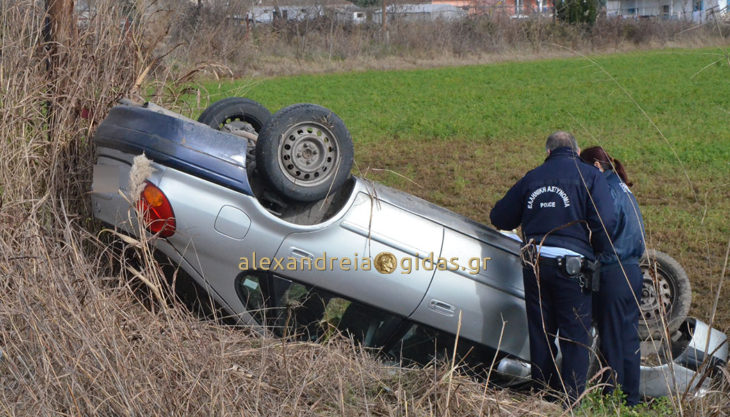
[580,146,645,406]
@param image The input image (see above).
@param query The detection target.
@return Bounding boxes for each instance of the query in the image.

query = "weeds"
[580,387,675,416]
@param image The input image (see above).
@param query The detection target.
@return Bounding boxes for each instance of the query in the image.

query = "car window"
[386,321,503,375]
[238,273,266,324]
[236,271,404,347]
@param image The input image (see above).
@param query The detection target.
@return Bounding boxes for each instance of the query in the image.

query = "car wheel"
[197,97,271,135]
[255,103,354,203]
[639,249,691,339]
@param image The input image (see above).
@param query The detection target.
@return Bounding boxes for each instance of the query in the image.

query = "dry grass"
[1,1,728,415]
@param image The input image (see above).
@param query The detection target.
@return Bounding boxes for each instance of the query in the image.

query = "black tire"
[255,104,354,202]
[638,249,692,339]
[197,97,271,134]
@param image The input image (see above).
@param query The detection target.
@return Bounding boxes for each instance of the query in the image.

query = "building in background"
[372,3,468,22]
[431,0,550,17]
[225,0,727,24]
[226,0,360,23]
[605,0,727,20]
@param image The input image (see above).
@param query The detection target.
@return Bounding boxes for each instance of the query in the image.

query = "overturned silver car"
[91,98,728,398]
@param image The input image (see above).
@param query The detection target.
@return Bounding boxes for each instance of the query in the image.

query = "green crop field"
[191,47,730,330]
[197,48,728,168]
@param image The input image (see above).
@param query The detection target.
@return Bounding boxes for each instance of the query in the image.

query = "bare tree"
[43,0,77,141]
[44,0,76,46]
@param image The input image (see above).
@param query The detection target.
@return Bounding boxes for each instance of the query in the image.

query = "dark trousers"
[596,262,642,406]
[523,263,592,403]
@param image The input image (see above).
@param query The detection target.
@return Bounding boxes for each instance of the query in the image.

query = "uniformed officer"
[580,146,645,406]
[490,131,616,404]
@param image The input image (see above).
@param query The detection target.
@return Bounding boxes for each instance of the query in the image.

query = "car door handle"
[291,247,314,259]
[429,299,455,317]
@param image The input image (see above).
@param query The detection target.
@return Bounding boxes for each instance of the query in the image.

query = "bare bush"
[162,3,730,76]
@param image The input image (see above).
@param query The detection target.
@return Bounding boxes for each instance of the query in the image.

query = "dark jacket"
[490,147,616,261]
[599,170,645,265]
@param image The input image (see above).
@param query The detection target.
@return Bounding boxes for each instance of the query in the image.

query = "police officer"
[580,146,645,406]
[490,131,615,404]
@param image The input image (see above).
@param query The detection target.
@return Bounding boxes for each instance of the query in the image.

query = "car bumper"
[639,317,728,397]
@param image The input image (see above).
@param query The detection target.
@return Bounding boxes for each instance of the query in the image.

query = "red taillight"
[138,182,176,238]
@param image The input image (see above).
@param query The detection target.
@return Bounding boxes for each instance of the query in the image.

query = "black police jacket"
[490,147,616,261]
[599,170,645,265]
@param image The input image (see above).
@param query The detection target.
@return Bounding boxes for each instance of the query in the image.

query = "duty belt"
[535,255,600,293]
[537,256,583,270]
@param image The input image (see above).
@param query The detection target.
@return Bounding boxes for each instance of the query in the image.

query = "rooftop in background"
[239,0,356,7]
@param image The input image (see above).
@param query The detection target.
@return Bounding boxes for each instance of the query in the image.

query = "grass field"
[192,46,730,331]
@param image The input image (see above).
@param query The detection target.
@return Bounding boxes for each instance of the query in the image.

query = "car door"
[273,191,444,317]
[408,228,530,360]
